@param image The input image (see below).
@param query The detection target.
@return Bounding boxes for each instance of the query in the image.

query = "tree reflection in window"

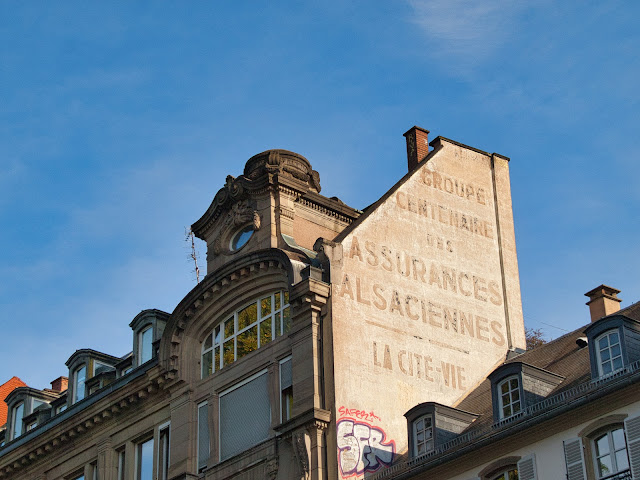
[594,427,629,478]
[491,468,518,480]
[201,291,290,378]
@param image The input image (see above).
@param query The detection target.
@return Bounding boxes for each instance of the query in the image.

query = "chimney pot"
[585,284,621,322]
[404,126,430,171]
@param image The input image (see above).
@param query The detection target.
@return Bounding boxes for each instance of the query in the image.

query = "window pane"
[224,317,235,339]
[598,455,613,476]
[204,334,212,350]
[12,403,24,438]
[611,344,621,357]
[613,357,623,370]
[601,348,611,361]
[275,312,282,337]
[214,325,221,345]
[198,403,210,471]
[596,434,611,455]
[260,317,272,346]
[503,405,511,417]
[602,362,612,375]
[223,339,235,366]
[616,449,629,471]
[612,428,626,449]
[214,346,220,373]
[284,291,289,304]
[238,303,257,330]
[140,327,153,364]
[275,292,281,310]
[501,382,509,394]
[511,389,520,401]
[237,326,258,359]
[75,365,86,403]
[202,350,213,378]
[599,337,609,349]
[610,332,619,344]
[261,296,272,317]
[137,438,154,480]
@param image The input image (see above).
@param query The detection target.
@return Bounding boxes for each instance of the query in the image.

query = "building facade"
[1,127,635,480]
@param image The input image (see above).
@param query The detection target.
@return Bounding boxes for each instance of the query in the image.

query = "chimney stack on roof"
[585,284,622,322]
[404,126,430,172]
[50,376,68,393]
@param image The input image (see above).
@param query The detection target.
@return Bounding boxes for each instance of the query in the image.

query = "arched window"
[491,469,518,480]
[593,426,629,478]
[595,331,623,377]
[201,290,290,378]
[497,376,521,419]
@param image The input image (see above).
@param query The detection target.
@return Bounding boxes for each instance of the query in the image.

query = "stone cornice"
[0,364,172,478]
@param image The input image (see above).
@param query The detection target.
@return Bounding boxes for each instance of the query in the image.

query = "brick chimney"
[404,126,430,172]
[50,376,68,393]
[585,285,621,322]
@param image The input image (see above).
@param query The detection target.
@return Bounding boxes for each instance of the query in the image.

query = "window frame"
[11,401,24,440]
[497,375,522,420]
[135,435,154,480]
[73,364,87,404]
[280,356,293,423]
[138,325,154,365]
[591,426,630,479]
[412,413,434,456]
[489,468,518,480]
[595,330,624,377]
[201,290,290,378]
[158,421,170,480]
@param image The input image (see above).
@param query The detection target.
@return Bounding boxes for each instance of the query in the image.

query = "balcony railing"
[600,469,632,480]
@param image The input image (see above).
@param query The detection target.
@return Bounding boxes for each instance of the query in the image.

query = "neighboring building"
[0,126,633,480]
[0,377,26,446]
[371,286,640,480]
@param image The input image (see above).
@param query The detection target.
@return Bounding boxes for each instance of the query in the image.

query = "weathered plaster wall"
[328,139,525,478]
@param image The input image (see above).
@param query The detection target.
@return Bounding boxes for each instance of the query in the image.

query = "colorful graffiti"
[337,417,395,477]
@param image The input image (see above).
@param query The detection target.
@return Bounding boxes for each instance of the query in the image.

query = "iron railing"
[369,359,640,480]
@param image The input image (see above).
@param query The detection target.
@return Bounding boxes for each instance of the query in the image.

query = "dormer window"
[498,376,521,420]
[596,331,623,377]
[139,326,153,365]
[413,414,434,456]
[73,365,86,404]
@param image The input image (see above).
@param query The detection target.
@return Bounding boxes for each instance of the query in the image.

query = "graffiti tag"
[337,418,395,477]
[338,406,382,423]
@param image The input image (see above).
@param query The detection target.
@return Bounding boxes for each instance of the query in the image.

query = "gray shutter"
[220,371,271,460]
[198,402,210,471]
[517,454,537,480]
[563,438,586,480]
[625,414,640,478]
[280,358,292,390]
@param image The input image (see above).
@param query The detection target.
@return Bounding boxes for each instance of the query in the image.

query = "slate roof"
[456,300,640,433]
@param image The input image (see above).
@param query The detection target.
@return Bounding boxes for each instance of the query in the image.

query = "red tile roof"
[0,377,27,427]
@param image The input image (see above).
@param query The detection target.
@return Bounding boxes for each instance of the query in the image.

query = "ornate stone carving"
[266,457,279,479]
[292,431,310,479]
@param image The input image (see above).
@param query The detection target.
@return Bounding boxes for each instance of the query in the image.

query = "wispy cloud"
[406,0,530,69]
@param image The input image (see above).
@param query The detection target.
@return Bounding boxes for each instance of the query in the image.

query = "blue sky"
[1,1,638,389]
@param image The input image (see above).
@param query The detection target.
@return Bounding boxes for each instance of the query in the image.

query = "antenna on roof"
[185,227,201,284]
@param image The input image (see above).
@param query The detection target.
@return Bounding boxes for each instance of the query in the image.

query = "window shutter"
[219,371,271,460]
[563,438,586,480]
[198,402,210,471]
[517,454,537,480]
[625,414,640,478]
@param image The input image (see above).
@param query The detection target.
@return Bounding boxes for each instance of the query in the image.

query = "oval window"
[230,225,254,251]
